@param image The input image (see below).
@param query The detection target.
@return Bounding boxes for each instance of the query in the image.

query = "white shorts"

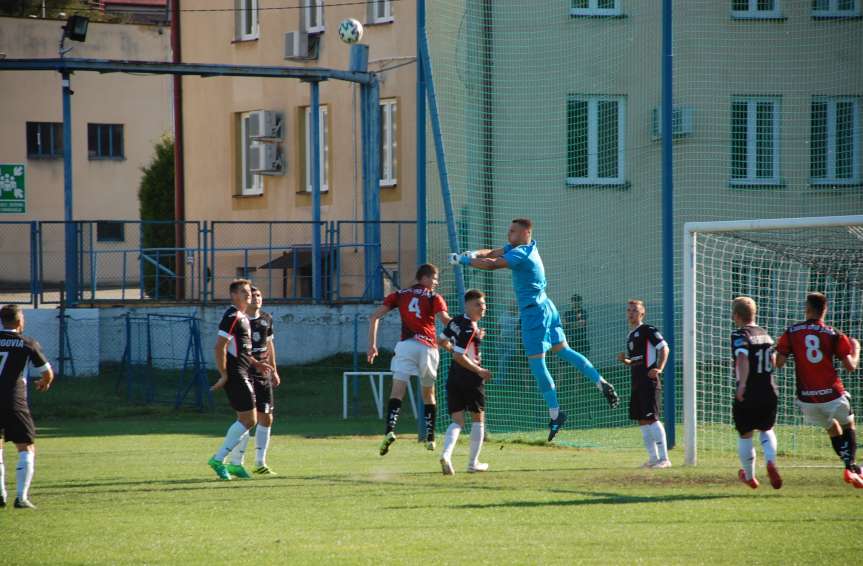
[796,394,854,429]
[390,339,439,388]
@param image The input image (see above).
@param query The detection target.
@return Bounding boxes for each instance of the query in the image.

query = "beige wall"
[0,17,173,284]
[181,0,418,299]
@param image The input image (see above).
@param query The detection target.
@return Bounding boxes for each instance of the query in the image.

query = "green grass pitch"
[3,359,862,564]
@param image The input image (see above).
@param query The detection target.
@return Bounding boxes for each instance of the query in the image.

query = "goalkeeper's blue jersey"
[502,240,548,311]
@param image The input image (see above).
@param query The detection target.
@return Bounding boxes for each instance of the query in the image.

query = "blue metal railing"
[0,219,413,305]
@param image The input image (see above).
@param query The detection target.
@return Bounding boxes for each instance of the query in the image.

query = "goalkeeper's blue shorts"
[520,298,566,357]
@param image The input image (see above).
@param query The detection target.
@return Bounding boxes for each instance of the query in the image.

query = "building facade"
[180,0,418,300]
[0,16,173,291]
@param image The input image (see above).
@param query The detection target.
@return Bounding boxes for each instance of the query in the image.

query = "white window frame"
[811,96,861,185]
[240,111,264,196]
[566,95,626,186]
[237,0,259,41]
[369,0,394,23]
[731,0,783,19]
[812,0,861,17]
[380,99,397,187]
[570,0,622,17]
[305,0,325,34]
[304,105,329,193]
[730,97,781,186]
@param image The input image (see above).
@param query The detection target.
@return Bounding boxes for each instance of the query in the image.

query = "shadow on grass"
[454,491,739,509]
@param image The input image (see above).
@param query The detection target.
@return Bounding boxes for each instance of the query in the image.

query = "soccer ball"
[338,18,364,44]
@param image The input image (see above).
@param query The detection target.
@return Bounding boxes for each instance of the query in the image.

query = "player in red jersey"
[776,292,861,488]
[368,264,452,455]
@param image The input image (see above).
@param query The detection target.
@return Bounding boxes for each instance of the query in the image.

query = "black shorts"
[629,378,660,421]
[446,375,485,415]
[251,373,274,414]
[733,398,777,435]
[0,407,36,445]
[224,370,256,413]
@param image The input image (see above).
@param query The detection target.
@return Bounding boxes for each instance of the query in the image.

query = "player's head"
[464,289,486,320]
[249,286,263,311]
[732,296,756,327]
[626,300,645,325]
[229,278,252,310]
[805,292,828,320]
[508,218,533,246]
[415,264,439,290]
[0,304,24,332]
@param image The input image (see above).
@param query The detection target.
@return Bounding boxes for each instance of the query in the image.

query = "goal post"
[684,215,863,466]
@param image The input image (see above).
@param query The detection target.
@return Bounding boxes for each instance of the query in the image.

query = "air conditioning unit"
[249,143,285,176]
[285,31,310,59]
[652,106,694,140]
[248,110,283,141]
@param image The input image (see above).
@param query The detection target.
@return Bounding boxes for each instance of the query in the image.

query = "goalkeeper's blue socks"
[556,347,602,387]
[528,357,560,418]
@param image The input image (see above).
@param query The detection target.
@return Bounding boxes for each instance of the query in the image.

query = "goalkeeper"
[449,218,619,441]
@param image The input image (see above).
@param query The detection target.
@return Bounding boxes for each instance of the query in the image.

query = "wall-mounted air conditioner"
[249,143,285,175]
[652,106,694,140]
[248,110,283,141]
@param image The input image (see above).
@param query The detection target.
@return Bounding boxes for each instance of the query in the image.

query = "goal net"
[684,216,863,464]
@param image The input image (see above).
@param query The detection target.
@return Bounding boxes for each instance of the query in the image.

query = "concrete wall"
[0,17,173,285]
[22,304,402,376]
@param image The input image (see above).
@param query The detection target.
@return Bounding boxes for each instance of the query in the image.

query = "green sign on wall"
[0,164,26,214]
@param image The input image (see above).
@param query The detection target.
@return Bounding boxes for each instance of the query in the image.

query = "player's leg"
[827,396,863,487]
[13,443,36,508]
[380,377,408,455]
[440,408,464,475]
[420,346,440,450]
[733,402,758,488]
[252,411,275,475]
[210,376,256,479]
[637,416,660,468]
[8,408,37,508]
[551,340,619,408]
[756,398,781,489]
[466,410,487,473]
[0,437,6,507]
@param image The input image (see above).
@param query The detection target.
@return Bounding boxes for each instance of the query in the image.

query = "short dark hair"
[0,304,22,329]
[415,263,439,281]
[229,279,252,294]
[806,292,828,318]
[250,286,261,294]
[464,289,485,303]
[511,218,533,230]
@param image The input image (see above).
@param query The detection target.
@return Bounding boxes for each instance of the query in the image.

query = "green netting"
[423,1,863,454]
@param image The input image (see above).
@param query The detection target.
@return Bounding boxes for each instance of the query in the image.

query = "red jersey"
[776,319,854,403]
[383,284,448,348]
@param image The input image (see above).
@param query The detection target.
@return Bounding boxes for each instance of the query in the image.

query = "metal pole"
[416,0,427,265]
[661,0,676,449]
[419,33,465,306]
[310,80,323,302]
[61,71,77,306]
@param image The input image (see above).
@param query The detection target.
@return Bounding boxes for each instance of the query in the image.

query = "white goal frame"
[683,214,863,465]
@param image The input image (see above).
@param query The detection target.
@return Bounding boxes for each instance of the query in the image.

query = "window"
[304,0,325,33]
[96,221,125,242]
[87,124,124,160]
[571,0,621,16]
[303,106,329,193]
[235,0,259,40]
[566,95,626,185]
[732,0,782,18]
[240,111,263,195]
[811,97,860,184]
[730,98,780,185]
[380,99,398,187]
[812,0,860,17]
[26,122,63,159]
[368,0,393,23]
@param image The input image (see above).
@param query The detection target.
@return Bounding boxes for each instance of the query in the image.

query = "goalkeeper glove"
[447,251,476,266]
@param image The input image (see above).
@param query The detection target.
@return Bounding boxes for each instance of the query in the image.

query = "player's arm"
[212,336,229,391]
[267,339,280,387]
[617,352,631,366]
[30,344,54,392]
[367,303,394,364]
[436,310,452,327]
[473,248,506,259]
[468,256,510,271]
[840,336,860,372]
[648,346,669,380]
[735,352,749,402]
[454,351,492,381]
[774,332,790,369]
